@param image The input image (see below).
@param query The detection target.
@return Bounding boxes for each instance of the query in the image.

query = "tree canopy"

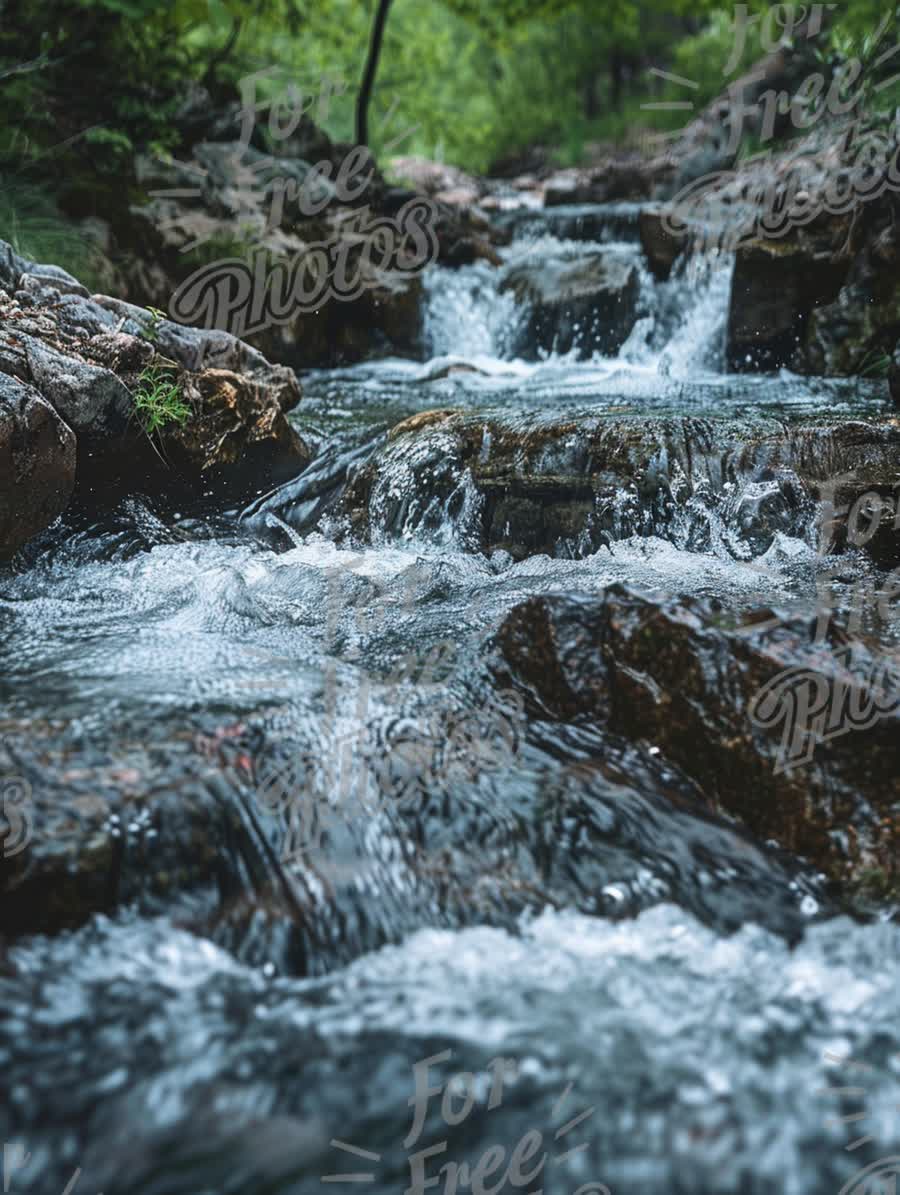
[1,0,897,182]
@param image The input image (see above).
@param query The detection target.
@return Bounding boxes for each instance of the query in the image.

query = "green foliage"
[818,5,900,115]
[857,348,892,379]
[1,0,898,190]
[669,11,762,109]
[83,126,134,173]
[0,178,105,288]
[132,363,191,438]
[143,306,167,343]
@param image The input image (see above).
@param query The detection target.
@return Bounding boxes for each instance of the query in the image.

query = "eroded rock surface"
[491,585,900,893]
[0,238,309,547]
[307,409,900,563]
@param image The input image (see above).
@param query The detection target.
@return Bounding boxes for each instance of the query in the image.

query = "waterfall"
[423,203,735,377]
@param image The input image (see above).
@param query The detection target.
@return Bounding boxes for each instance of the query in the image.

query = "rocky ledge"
[247,408,900,567]
[0,239,309,557]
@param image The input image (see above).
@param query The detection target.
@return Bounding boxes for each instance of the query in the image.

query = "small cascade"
[645,252,735,376]
[423,202,735,376]
[492,201,645,245]
[423,260,523,361]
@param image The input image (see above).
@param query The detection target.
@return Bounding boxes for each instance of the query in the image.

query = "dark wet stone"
[639,206,685,280]
[0,239,309,539]
[491,584,900,894]
[21,333,133,448]
[324,410,900,563]
[0,373,76,557]
[500,251,639,359]
[727,238,849,372]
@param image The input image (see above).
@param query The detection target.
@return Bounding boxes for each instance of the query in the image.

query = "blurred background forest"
[1,0,898,281]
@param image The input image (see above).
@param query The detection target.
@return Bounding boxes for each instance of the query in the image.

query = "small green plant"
[857,348,892,379]
[132,363,191,440]
[83,126,135,174]
[143,306,166,344]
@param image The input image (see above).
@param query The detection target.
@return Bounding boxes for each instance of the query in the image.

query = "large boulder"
[500,250,639,359]
[802,216,900,375]
[0,239,310,546]
[21,335,133,450]
[0,373,76,557]
[491,585,900,895]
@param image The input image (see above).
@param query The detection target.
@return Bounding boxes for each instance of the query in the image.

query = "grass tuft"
[132,363,191,439]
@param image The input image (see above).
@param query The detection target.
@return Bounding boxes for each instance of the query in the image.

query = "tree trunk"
[583,73,599,119]
[355,0,394,147]
[609,50,624,112]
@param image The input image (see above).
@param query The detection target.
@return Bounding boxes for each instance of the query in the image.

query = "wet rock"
[387,408,462,439]
[500,251,639,359]
[810,462,900,570]
[439,234,503,269]
[241,425,388,548]
[89,295,301,406]
[494,202,642,246]
[802,220,900,376]
[323,410,900,562]
[430,203,502,271]
[639,205,686,280]
[0,239,309,542]
[0,374,76,557]
[681,125,900,376]
[727,238,849,372]
[543,156,667,206]
[21,334,133,449]
[491,585,900,893]
[170,366,308,491]
[0,666,831,958]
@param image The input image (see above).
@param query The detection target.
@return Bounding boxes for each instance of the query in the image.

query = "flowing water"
[1,207,899,1195]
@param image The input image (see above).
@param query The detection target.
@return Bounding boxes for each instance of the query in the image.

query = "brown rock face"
[170,367,308,489]
[0,240,311,531]
[326,409,900,564]
[0,373,76,557]
[639,207,686,280]
[492,586,900,893]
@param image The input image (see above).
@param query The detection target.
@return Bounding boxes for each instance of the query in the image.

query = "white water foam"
[423,217,734,381]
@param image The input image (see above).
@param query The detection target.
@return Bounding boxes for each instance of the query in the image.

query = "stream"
[1,205,899,1195]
